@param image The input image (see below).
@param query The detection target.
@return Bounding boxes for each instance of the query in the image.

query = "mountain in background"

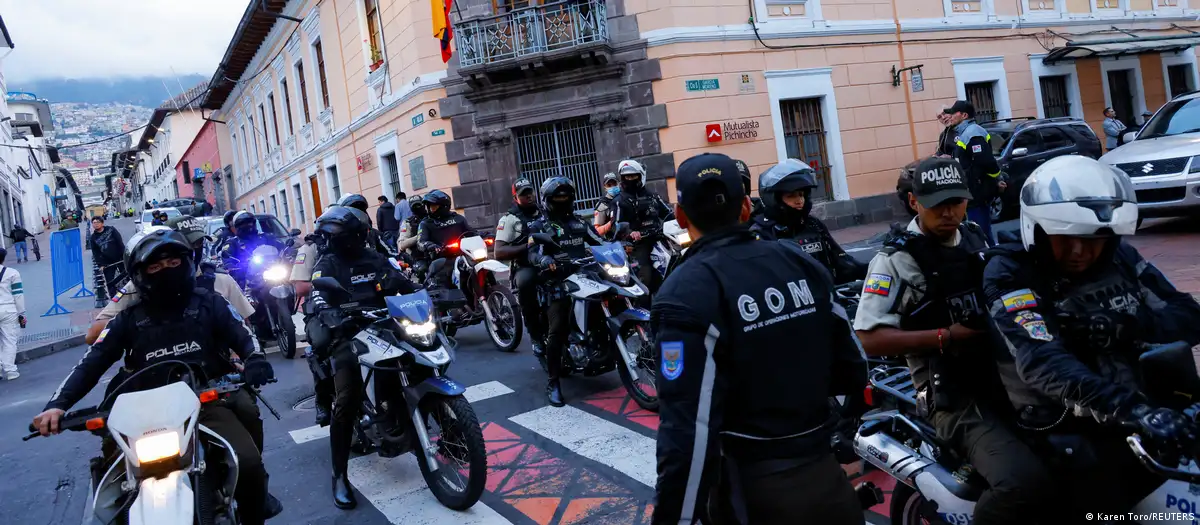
[10,75,208,107]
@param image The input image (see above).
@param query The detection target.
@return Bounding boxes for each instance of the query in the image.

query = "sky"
[0,0,249,82]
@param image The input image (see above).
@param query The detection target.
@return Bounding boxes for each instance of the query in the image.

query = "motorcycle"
[653,219,690,279]
[853,341,1200,524]
[530,234,659,411]
[24,363,275,525]
[310,277,488,510]
[428,233,523,352]
[238,244,298,359]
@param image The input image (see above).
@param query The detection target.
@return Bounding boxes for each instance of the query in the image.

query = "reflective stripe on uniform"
[679,323,721,523]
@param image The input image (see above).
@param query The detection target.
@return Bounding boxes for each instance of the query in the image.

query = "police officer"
[733,159,764,219]
[222,211,286,286]
[943,100,1003,241]
[613,159,674,293]
[337,193,392,255]
[32,228,278,525]
[853,156,1052,525]
[652,153,866,524]
[418,190,473,287]
[751,159,866,284]
[527,177,605,407]
[397,194,427,255]
[984,156,1200,516]
[215,209,238,251]
[593,173,620,239]
[494,179,546,355]
[305,206,418,509]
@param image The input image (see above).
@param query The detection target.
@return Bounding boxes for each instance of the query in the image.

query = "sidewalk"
[14,225,103,363]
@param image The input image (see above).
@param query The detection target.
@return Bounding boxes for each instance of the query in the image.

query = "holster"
[306,346,331,381]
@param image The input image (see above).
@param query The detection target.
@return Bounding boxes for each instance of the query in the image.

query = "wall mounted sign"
[706,120,760,143]
[356,152,375,174]
[432,129,446,137]
[911,69,925,93]
[685,79,720,92]
[428,109,437,118]
[412,113,426,127]
[739,74,755,94]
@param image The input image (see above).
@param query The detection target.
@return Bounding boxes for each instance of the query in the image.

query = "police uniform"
[946,101,1001,241]
[750,214,865,284]
[99,268,254,322]
[290,241,318,281]
[613,186,674,294]
[653,153,866,525]
[495,201,545,343]
[854,157,1051,525]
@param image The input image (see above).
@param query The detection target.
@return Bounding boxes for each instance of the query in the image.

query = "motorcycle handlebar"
[1126,434,1200,483]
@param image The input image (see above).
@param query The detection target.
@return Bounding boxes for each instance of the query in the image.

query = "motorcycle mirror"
[1139,341,1200,397]
[290,228,302,237]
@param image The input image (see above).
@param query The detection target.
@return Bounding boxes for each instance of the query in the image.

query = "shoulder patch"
[312,271,322,279]
[971,144,983,153]
[228,303,244,322]
[296,252,306,264]
[1001,289,1038,312]
[661,341,684,381]
[96,328,110,344]
[111,291,124,303]
[1014,310,1052,341]
[864,273,893,296]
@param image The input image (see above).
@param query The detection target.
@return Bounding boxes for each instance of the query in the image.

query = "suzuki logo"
[705,124,722,142]
[1142,163,1155,174]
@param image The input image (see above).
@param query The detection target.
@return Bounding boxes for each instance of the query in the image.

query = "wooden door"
[309,175,322,214]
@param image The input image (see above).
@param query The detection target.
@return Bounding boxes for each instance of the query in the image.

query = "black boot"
[264,492,284,519]
[332,472,357,509]
[546,378,565,407]
[315,404,331,427]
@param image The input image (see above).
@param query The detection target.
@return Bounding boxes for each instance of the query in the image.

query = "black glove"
[534,255,554,270]
[243,354,275,388]
[1055,311,1138,351]
[1125,404,1197,464]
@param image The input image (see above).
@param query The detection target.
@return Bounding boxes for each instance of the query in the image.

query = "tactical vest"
[127,290,231,386]
[539,216,591,260]
[885,222,1000,412]
[616,191,664,234]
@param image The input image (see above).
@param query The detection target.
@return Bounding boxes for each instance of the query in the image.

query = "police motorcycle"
[853,341,1200,524]
[429,232,522,352]
[310,276,488,510]
[655,219,691,278]
[530,231,659,411]
[23,362,276,525]
[232,243,299,359]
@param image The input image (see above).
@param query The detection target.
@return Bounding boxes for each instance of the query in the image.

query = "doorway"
[309,175,323,213]
[1107,69,1136,127]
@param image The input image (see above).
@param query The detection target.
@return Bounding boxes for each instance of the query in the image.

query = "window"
[1039,128,1072,150]
[248,118,261,160]
[327,165,341,200]
[364,0,385,68]
[314,41,331,108]
[1010,130,1041,154]
[262,102,278,149]
[779,98,834,202]
[14,112,32,121]
[270,194,279,218]
[1039,75,1071,118]
[231,132,242,169]
[409,156,427,190]
[1137,96,1200,139]
[279,190,290,226]
[296,63,311,124]
[965,81,999,122]
[280,79,295,136]
[293,183,306,225]
[260,198,267,215]
[493,0,539,12]
[1168,64,1195,99]
[950,0,983,13]
[382,152,401,195]
[251,203,257,214]
[514,118,601,211]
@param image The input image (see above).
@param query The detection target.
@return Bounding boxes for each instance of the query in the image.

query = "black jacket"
[983,241,1200,426]
[951,120,1001,204]
[8,227,29,243]
[750,215,866,284]
[417,212,473,256]
[377,202,400,232]
[651,226,867,524]
[614,188,674,242]
[88,226,125,266]
[527,213,604,271]
[306,249,418,360]
[45,289,259,412]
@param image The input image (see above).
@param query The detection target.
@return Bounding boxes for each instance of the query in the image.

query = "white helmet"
[617,159,647,190]
[1018,156,1138,251]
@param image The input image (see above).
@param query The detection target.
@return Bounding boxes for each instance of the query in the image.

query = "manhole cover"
[293,395,317,411]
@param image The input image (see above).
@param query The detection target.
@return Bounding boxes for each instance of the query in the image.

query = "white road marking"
[463,381,514,403]
[509,404,658,487]
[288,380,514,445]
[347,453,511,524]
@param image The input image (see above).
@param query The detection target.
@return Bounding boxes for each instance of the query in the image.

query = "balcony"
[455,0,609,76]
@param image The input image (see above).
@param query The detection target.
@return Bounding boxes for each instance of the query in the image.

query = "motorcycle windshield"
[591,242,627,267]
[250,244,279,266]
[386,290,434,323]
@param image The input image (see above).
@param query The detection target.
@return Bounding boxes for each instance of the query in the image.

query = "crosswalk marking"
[347,453,512,524]
[509,405,658,488]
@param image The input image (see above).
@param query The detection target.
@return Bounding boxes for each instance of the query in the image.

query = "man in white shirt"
[0,246,27,380]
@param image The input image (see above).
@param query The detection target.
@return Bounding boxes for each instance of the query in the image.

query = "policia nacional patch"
[661,341,683,380]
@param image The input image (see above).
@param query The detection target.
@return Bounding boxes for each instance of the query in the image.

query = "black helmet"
[759,159,818,224]
[408,194,427,218]
[337,193,369,213]
[540,176,576,216]
[232,210,257,237]
[223,210,237,227]
[316,206,370,256]
[734,159,752,195]
[123,228,194,295]
[422,190,452,218]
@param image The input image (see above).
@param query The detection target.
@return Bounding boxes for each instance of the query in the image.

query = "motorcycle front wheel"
[891,483,936,525]
[616,324,659,412]
[274,309,297,359]
[484,285,522,352]
[416,395,487,511]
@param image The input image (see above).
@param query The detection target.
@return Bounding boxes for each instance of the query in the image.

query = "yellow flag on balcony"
[432,0,453,63]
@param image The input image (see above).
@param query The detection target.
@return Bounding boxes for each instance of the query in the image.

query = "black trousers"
[544,297,572,379]
[330,351,364,475]
[1042,423,1163,520]
[200,402,269,525]
[101,264,124,298]
[709,453,861,525]
[631,241,656,297]
[931,401,1056,525]
[512,267,546,341]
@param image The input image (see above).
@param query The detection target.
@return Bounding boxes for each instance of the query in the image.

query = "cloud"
[0,0,249,81]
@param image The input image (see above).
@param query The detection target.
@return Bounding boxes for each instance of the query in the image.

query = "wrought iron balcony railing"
[455,0,609,69]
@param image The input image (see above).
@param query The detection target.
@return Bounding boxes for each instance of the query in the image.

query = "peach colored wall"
[1141,54,1167,112]
[1131,0,1153,10]
[895,0,951,18]
[1066,0,1091,12]
[823,0,894,21]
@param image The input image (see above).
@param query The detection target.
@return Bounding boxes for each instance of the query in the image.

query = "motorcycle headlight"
[252,255,264,265]
[603,263,629,277]
[135,431,181,464]
[471,248,487,261]
[263,265,288,283]
[398,318,438,346]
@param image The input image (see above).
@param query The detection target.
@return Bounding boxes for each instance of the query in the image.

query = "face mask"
[606,187,620,198]
[143,263,196,309]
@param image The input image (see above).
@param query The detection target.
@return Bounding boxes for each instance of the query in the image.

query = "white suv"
[1100,91,1200,218]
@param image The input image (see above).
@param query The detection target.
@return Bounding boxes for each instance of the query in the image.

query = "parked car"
[158,198,212,216]
[135,207,183,233]
[980,117,1103,221]
[1101,91,1200,220]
